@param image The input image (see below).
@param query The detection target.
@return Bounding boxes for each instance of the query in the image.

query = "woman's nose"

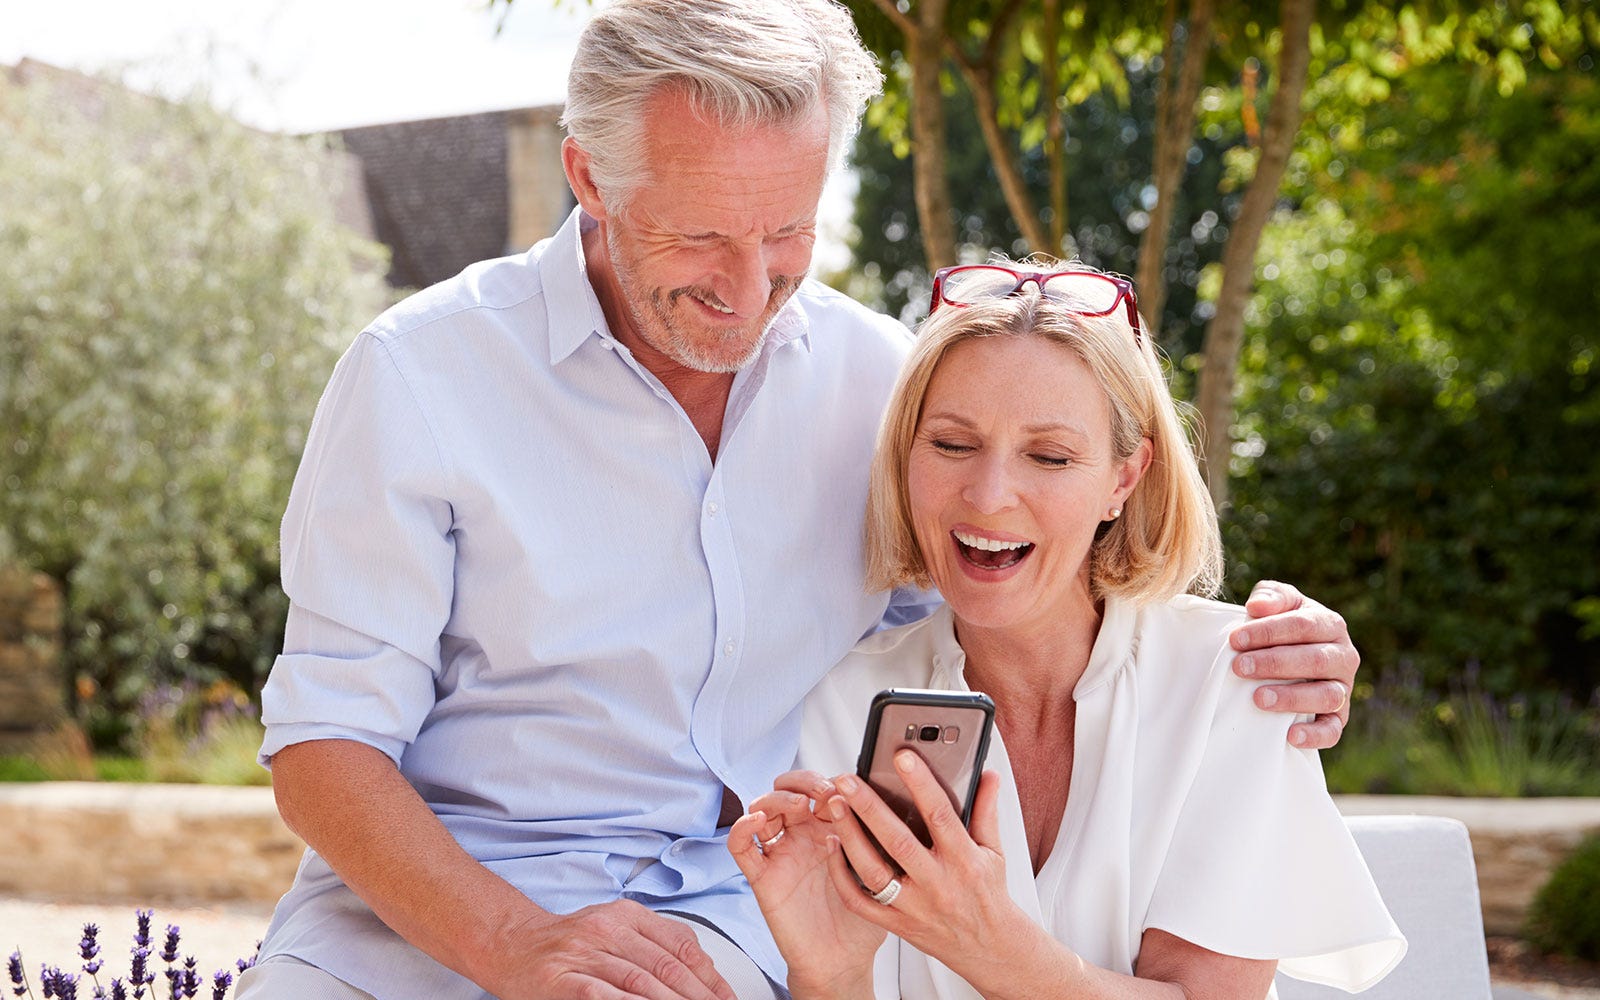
[961,455,1018,514]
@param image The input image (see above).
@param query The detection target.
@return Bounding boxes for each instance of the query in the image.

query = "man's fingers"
[1233,639,1358,687]
[1288,713,1347,750]
[632,919,735,1000]
[1243,579,1304,617]
[1253,678,1352,719]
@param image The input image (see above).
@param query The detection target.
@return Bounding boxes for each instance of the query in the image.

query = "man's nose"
[962,453,1019,514]
[715,246,775,318]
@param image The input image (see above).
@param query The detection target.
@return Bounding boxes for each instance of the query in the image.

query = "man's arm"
[1229,581,1359,750]
[270,739,734,1000]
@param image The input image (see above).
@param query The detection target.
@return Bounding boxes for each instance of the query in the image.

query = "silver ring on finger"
[868,877,902,906]
[758,828,785,851]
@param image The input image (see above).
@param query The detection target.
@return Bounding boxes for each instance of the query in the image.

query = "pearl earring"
[1108,507,1122,520]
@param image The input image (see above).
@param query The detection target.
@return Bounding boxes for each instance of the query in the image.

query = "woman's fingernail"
[829,796,848,820]
[837,775,859,795]
[1236,654,1255,676]
[895,749,916,772]
[1258,686,1277,708]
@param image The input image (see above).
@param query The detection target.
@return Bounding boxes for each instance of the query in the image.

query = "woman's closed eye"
[930,439,975,455]
[1030,453,1072,468]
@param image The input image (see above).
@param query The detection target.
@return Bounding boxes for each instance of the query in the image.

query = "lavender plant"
[7,910,257,1000]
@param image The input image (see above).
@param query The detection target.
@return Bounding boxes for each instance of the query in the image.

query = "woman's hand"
[728,771,884,1000]
[820,752,1065,1000]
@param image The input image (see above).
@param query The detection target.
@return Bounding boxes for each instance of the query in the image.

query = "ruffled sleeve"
[1143,652,1407,991]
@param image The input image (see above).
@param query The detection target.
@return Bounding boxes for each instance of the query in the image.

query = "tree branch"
[1195,0,1316,505]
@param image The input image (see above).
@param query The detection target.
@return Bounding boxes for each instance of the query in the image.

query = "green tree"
[0,74,390,746]
[1226,52,1600,698]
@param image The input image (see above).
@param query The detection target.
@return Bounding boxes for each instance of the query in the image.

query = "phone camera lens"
[918,725,941,742]
[942,726,960,744]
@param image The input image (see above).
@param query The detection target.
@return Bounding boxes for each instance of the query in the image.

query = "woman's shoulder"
[1127,594,1247,688]
[798,608,953,774]
[815,609,949,699]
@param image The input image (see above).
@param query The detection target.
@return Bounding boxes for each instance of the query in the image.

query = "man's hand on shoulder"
[490,900,735,1000]
[1229,581,1358,751]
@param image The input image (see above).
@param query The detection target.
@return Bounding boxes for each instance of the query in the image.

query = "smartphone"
[854,688,996,857]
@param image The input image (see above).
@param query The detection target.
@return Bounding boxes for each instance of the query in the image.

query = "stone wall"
[0,567,66,754]
[0,784,1596,939]
[0,783,303,905]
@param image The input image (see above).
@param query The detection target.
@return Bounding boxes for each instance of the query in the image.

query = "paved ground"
[3,896,1598,998]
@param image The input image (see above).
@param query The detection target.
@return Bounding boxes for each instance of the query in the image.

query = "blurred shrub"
[1323,672,1600,797]
[1525,833,1600,961]
[0,72,389,747]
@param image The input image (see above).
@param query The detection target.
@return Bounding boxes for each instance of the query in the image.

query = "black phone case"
[854,688,996,850]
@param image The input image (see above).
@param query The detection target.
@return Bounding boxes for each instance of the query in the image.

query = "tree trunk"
[1193,0,1315,507]
[1135,0,1215,339]
[1042,0,1068,254]
[907,0,957,268]
[961,64,1051,255]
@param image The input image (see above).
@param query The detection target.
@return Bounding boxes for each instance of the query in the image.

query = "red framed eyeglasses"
[929,265,1142,340]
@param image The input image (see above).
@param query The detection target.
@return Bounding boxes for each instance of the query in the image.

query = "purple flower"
[133,912,152,952]
[129,948,150,999]
[111,980,128,1000]
[179,959,198,1000]
[7,951,24,997]
[209,972,231,1000]
[158,929,179,967]
[163,969,179,1000]
[80,924,102,976]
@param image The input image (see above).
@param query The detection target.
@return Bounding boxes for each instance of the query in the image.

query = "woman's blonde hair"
[864,265,1223,605]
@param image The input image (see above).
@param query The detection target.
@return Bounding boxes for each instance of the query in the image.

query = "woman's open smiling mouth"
[952,528,1034,571]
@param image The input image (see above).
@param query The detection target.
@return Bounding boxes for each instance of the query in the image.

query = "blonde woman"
[730,263,1405,1000]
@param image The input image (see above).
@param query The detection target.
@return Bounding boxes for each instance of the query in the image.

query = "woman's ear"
[1111,437,1154,510]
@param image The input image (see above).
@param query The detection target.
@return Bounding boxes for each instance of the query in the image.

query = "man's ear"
[562,137,608,222]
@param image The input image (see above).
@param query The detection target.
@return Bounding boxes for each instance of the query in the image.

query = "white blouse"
[797,598,1406,999]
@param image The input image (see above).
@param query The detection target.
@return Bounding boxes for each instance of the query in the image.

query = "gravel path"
[5,896,1599,999]
[1,897,271,991]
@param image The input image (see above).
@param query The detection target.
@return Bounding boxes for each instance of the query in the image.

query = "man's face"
[598,90,831,373]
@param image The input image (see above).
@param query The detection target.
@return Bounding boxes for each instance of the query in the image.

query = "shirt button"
[707,501,720,516]
[670,842,685,855]
[724,640,736,656]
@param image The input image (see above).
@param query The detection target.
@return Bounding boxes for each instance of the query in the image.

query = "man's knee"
[234,956,376,1000]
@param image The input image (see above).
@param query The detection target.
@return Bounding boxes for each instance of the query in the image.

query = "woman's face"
[907,334,1149,636]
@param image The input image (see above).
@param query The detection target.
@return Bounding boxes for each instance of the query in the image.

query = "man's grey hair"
[563,0,883,211]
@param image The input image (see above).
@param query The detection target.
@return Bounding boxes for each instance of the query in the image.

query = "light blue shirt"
[256,209,925,997]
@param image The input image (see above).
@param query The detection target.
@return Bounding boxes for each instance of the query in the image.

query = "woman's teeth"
[952,530,1033,570]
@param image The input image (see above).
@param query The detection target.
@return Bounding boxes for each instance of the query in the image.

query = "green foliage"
[0,75,390,746]
[1525,832,1600,961]
[1323,677,1600,797]
[842,65,1234,354]
[1225,55,1600,700]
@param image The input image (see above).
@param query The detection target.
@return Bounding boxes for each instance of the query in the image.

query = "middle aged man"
[246,2,1363,999]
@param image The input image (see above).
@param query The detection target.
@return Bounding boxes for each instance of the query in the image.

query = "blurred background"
[2,0,1599,989]
[0,0,1596,845]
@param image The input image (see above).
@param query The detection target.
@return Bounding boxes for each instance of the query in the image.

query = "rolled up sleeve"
[259,331,455,768]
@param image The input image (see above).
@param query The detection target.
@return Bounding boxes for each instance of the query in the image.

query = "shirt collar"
[544,208,612,366]
[542,208,814,366]
[926,597,1139,699]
